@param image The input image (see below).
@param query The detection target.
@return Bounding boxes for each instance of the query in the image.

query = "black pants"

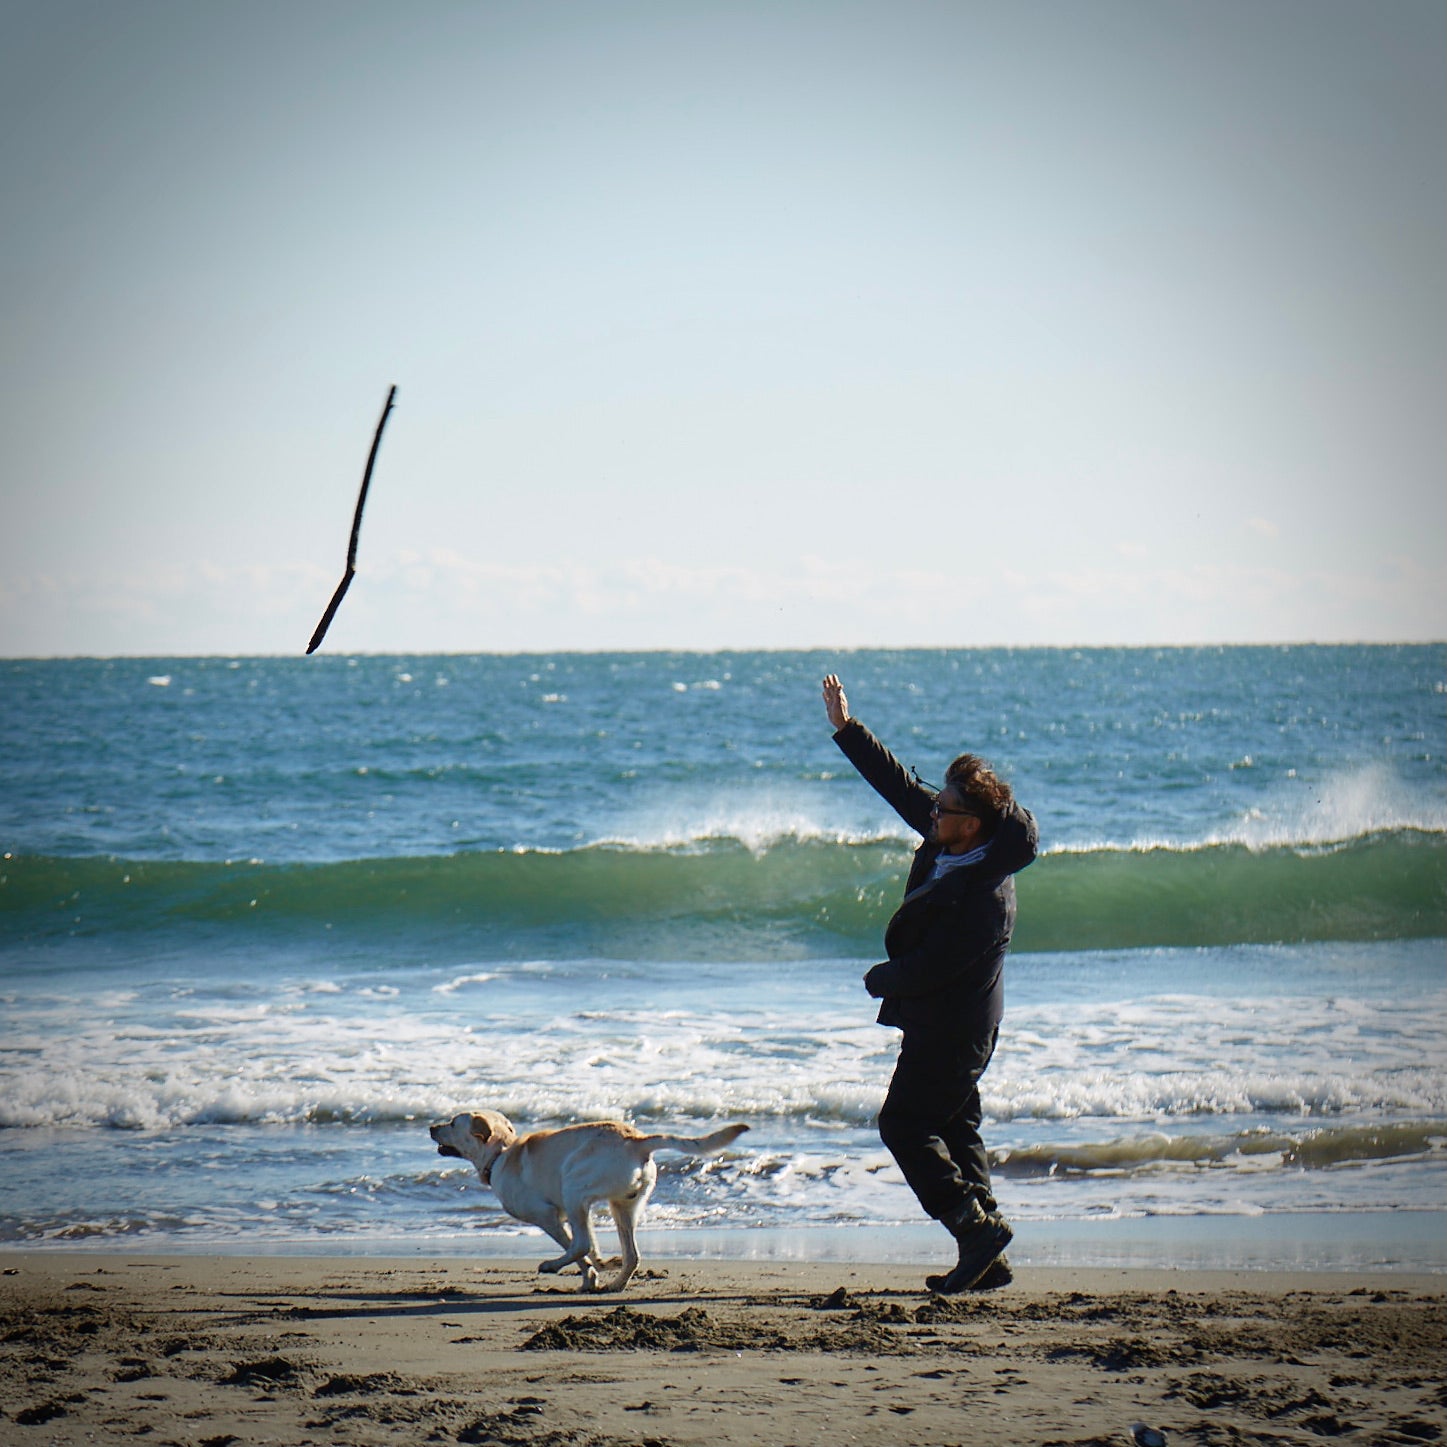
[877,1027,999,1223]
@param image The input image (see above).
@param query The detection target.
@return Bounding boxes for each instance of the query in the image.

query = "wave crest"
[3,827,1441,957]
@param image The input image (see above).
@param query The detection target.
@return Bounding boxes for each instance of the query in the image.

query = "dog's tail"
[640,1123,749,1158]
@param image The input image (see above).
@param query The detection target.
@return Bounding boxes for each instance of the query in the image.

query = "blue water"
[2,646,1444,1268]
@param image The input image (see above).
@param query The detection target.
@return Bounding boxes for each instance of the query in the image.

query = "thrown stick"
[306,385,397,654]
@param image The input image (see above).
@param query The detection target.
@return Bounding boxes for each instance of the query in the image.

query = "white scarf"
[930,841,990,879]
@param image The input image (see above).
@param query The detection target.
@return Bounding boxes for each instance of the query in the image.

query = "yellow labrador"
[429,1109,749,1291]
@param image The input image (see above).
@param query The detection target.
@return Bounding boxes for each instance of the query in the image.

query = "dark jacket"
[833,719,1038,1040]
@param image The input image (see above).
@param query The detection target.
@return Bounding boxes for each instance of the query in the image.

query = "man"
[822,673,1038,1293]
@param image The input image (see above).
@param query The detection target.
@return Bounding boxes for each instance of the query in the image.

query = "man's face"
[930,785,986,853]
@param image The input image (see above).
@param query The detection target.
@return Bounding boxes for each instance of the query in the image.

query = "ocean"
[2,646,1443,1271]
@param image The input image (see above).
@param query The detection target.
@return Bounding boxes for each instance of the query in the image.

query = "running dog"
[429,1109,749,1292]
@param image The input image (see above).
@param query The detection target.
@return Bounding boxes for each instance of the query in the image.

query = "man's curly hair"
[943,753,1013,836]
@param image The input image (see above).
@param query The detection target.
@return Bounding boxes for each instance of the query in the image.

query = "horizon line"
[4,638,1443,664]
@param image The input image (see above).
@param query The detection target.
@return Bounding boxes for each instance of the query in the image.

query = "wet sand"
[1,1252,1442,1445]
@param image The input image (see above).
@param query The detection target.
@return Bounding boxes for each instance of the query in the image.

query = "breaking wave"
[3,827,1441,957]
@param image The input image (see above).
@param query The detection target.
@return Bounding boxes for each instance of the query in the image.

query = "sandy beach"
[1,1252,1442,1446]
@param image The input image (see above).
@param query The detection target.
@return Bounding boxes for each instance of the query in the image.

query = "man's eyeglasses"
[914,769,980,820]
[930,798,979,818]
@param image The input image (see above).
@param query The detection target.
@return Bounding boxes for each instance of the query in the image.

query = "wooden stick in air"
[306,385,397,654]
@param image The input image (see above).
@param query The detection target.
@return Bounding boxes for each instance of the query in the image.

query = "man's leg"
[926,1078,1013,1291]
[878,1031,1010,1294]
[877,1030,995,1221]
[937,1077,993,1210]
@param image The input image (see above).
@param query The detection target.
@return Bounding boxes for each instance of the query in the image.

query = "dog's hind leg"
[602,1195,644,1292]
[595,1164,654,1292]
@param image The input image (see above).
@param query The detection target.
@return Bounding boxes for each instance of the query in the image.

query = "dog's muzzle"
[429,1123,464,1159]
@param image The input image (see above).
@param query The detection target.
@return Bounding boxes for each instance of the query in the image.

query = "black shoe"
[929,1208,1013,1295]
[926,1252,1012,1294]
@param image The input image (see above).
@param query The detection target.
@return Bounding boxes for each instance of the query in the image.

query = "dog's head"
[429,1109,518,1185]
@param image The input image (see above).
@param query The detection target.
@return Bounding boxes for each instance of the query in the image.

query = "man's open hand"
[822,674,850,731]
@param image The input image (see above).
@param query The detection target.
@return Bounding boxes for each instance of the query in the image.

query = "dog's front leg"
[531,1207,602,1290]
[536,1201,607,1292]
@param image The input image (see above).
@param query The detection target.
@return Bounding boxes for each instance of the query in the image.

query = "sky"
[1,0,1443,657]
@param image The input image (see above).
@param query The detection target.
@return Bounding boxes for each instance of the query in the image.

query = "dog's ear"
[469,1116,493,1144]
